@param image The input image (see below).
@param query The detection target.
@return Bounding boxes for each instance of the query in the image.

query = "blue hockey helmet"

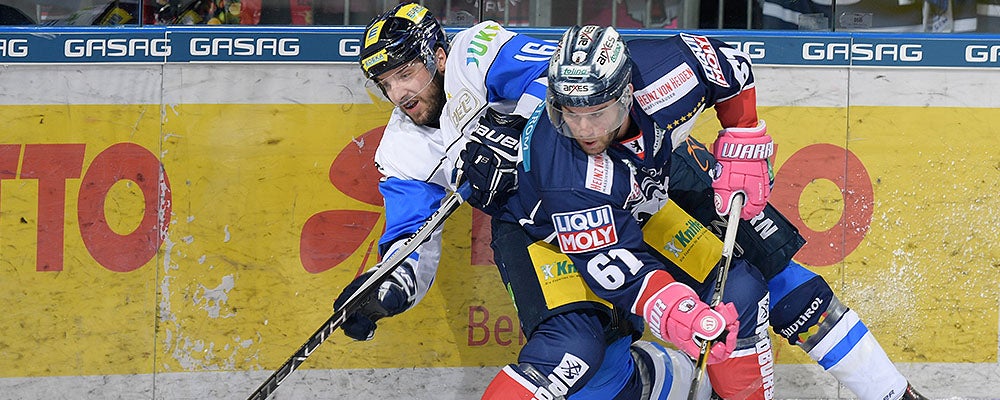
[359,3,448,81]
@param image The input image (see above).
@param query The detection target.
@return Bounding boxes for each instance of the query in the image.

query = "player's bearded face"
[374,59,445,126]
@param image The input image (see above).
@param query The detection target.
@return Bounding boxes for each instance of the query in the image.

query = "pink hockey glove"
[711,120,773,220]
[641,281,739,364]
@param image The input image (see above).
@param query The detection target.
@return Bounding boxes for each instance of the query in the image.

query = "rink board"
[0,27,997,398]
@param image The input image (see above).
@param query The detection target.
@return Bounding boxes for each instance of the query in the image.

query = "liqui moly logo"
[552,205,618,254]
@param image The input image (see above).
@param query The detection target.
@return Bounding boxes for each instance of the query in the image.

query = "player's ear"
[435,47,447,73]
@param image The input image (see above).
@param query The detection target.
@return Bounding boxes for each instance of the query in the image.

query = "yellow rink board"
[0,103,996,378]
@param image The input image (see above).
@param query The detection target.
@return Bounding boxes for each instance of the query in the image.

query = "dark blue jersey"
[502,33,757,313]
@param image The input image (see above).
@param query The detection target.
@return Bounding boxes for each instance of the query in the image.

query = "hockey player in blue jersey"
[333,3,927,399]
[494,25,927,400]
[494,25,775,399]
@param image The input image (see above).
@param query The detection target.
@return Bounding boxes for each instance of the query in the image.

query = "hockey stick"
[687,193,744,400]
[246,183,471,400]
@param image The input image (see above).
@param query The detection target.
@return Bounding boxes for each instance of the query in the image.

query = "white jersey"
[371,22,552,309]
[373,107,453,306]
[441,21,554,181]
[375,107,456,189]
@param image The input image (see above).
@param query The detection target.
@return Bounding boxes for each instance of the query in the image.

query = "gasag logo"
[188,37,299,57]
[64,38,171,58]
[552,205,618,254]
[801,42,922,62]
[0,39,28,57]
[965,44,1000,63]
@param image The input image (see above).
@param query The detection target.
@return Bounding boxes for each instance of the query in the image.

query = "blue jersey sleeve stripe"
[378,177,447,250]
[525,79,547,102]
[817,321,870,370]
[521,102,546,172]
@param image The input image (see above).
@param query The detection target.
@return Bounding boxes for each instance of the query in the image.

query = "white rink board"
[0,363,998,399]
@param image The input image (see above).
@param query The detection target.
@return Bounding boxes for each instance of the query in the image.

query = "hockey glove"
[458,108,526,216]
[641,277,739,364]
[711,120,773,220]
[333,261,418,341]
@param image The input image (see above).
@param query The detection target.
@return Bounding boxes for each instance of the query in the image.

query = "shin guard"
[799,300,907,400]
[630,341,701,400]
[769,262,907,400]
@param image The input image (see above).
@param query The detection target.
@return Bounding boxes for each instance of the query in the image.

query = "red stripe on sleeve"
[631,270,678,315]
[715,87,759,129]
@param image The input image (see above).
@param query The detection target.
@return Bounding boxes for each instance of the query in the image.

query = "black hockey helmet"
[359,3,448,81]
[546,26,634,138]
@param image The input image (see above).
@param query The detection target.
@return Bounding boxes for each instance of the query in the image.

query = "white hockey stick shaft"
[687,193,744,400]
[246,183,470,400]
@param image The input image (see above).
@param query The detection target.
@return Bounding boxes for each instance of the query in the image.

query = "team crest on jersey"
[625,172,643,204]
[620,134,645,159]
[552,205,618,254]
[634,63,698,115]
[585,153,613,195]
[680,33,729,88]
[652,125,665,156]
[448,88,483,130]
[621,159,668,224]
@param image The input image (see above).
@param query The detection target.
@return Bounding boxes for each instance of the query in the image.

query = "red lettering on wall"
[771,143,873,266]
[0,145,19,211]
[468,305,491,346]
[471,210,494,265]
[78,143,172,273]
[467,305,525,347]
[494,315,515,346]
[2,143,171,272]
[19,144,85,271]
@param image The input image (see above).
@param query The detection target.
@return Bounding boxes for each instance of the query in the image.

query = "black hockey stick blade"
[687,193,743,400]
[246,183,470,400]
